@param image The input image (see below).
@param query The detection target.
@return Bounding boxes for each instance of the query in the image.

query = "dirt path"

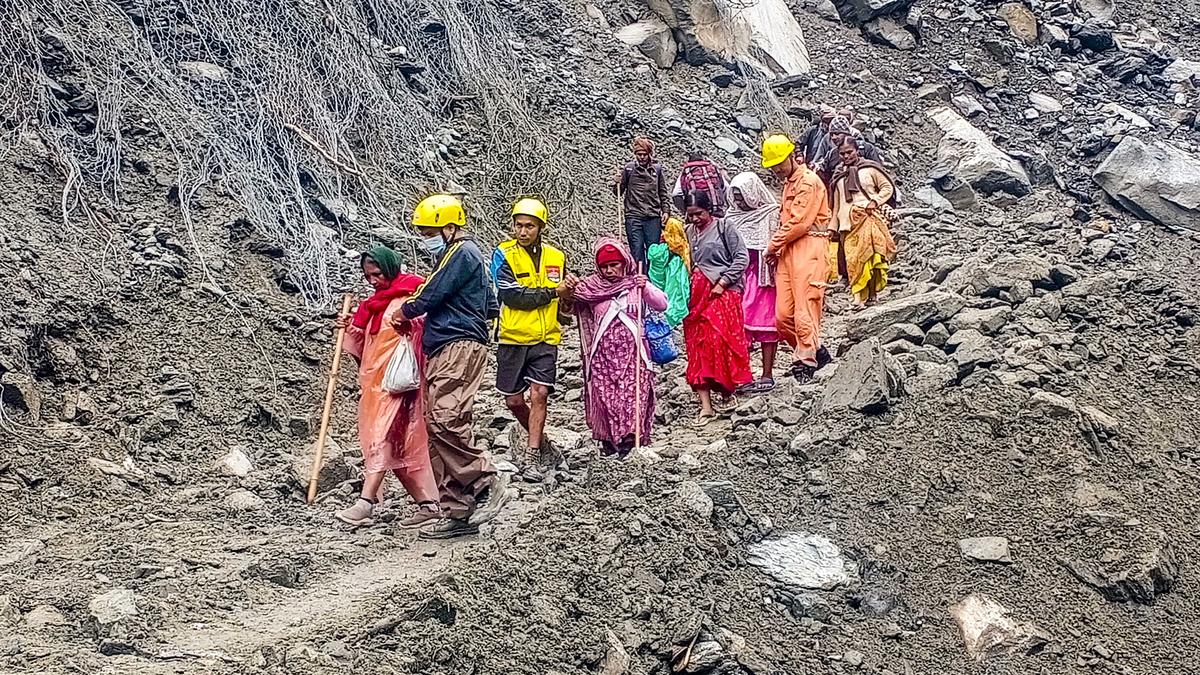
[159,538,469,658]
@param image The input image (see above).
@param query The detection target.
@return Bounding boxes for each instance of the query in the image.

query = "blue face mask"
[423,233,446,258]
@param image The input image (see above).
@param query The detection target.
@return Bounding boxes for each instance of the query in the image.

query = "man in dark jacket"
[397,193,507,539]
[819,115,884,186]
[613,136,670,269]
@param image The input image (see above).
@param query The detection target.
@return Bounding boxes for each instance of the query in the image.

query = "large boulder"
[940,254,1055,298]
[643,0,811,76]
[819,339,904,414]
[928,107,1032,197]
[1093,137,1200,230]
[648,0,806,74]
[843,291,966,342]
[615,18,677,68]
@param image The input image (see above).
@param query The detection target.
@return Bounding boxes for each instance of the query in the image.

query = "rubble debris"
[1061,527,1180,604]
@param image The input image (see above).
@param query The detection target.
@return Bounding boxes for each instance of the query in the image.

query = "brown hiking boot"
[418,518,479,540]
[398,504,443,529]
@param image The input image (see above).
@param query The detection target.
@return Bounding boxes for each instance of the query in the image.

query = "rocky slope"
[2,0,1200,674]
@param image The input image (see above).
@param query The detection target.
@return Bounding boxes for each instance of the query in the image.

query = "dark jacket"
[401,236,499,356]
[798,122,832,166]
[614,160,669,219]
[820,139,884,185]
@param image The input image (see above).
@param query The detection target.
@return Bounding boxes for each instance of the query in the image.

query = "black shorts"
[495,343,558,396]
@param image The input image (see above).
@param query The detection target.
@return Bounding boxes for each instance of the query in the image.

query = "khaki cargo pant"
[424,340,497,519]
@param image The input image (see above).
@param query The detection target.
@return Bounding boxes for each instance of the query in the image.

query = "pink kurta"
[344,297,438,503]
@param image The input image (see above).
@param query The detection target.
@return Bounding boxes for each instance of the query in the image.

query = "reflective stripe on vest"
[497,240,565,346]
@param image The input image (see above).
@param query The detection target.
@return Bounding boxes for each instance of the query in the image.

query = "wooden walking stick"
[634,261,644,452]
[307,294,353,504]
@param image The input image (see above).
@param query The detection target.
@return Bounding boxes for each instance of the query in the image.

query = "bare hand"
[661,211,670,224]
[710,283,725,298]
[391,315,413,335]
[635,274,648,289]
[335,313,351,330]
[563,272,580,288]
[555,283,574,300]
[864,200,878,213]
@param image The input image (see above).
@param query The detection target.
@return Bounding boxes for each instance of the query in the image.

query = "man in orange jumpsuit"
[762,134,833,383]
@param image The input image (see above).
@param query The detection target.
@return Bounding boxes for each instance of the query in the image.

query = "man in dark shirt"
[613,136,670,269]
[397,193,507,539]
[819,115,884,186]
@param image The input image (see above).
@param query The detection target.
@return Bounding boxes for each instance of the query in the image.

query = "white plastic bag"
[382,337,420,393]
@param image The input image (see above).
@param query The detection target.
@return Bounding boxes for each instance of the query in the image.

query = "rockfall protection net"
[0,0,585,306]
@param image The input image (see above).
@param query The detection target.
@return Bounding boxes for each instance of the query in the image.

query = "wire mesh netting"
[0,0,594,306]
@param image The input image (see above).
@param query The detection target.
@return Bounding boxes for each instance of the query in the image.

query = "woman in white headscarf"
[725,172,780,392]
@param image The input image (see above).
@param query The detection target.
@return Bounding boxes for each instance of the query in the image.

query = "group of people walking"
[332,112,899,540]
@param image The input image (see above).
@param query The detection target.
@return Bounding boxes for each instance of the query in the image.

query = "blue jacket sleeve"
[496,254,554,311]
[402,243,468,319]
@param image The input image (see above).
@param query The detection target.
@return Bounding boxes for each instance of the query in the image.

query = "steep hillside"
[2,0,1200,674]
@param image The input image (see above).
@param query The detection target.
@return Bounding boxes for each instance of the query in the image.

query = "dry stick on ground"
[307,294,354,504]
[283,122,363,177]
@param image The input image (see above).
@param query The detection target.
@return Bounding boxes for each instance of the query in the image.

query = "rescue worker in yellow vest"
[493,198,576,482]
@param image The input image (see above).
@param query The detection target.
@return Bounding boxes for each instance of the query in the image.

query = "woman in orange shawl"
[335,246,441,527]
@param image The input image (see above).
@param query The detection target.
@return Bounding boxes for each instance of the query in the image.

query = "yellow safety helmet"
[412,194,466,228]
[511,197,548,226]
[761,134,797,168]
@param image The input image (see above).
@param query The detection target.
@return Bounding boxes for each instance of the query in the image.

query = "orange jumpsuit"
[767,166,831,367]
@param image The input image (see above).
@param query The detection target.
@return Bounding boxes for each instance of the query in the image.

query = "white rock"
[1094,136,1200,230]
[1027,391,1078,418]
[615,19,676,68]
[1163,59,1200,83]
[24,605,70,629]
[1101,103,1152,129]
[1028,93,1063,113]
[89,588,138,626]
[224,489,266,511]
[747,532,855,590]
[676,481,715,519]
[215,446,254,477]
[959,536,1012,564]
[178,61,230,81]
[1078,0,1115,21]
[950,593,1049,660]
[952,94,986,118]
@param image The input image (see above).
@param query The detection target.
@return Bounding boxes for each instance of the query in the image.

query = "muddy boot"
[418,517,479,540]
[334,498,376,526]
[470,471,512,525]
[792,362,817,384]
[398,502,442,529]
[519,447,544,483]
[816,346,833,369]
